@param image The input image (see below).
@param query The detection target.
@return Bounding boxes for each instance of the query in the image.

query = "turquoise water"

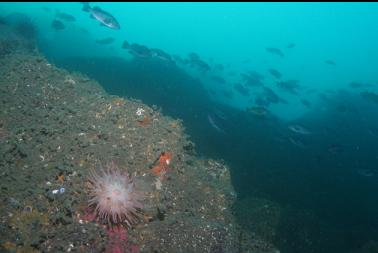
[2,2,378,119]
[2,2,378,252]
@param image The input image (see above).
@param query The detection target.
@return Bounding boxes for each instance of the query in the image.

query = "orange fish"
[158,152,172,166]
[137,116,151,126]
[152,152,173,178]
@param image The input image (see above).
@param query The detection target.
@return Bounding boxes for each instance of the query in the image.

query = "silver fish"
[288,124,311,135]
[82,3,120,30]
[207,114,225,134]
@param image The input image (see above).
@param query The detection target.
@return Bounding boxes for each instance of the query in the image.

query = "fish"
[122,40,130,49]
[81,2,120,30]
[255,96,270,107]
[277,80,300,95]
[213,109,227,121]
[247,106,269,117]
[349,82,372,89]
[288,124,311,135]
[306,88,317,94]
[79,27,90,34]
[300,99,311,108]
[150,48,173,62]
[207,114,225,133]
[286,43,295,49]
[324,60,336,66]
[51,19,65,31]
[221,90,234,99]
[263,87,284,104]
[361,91,378,104]
[186,53,211,72]
[368,126,378,137]
[328,144,344,154]
[211,75,226,84]
[357,168,375,177]
[190,59,211,72]
[172,55,186,65]
[241,71,264,87]
[289,137,307,148]
[95,37,115,45]
[188,52,200,61]
[56,11,76,22]
[234,83,250,97]
[214,64,224,71]
[152,152,173,179]
[247,70,264,81]
[41,7,51,13]
[266,47,284,57]
[268,68,282,79]
[123,42,152,58]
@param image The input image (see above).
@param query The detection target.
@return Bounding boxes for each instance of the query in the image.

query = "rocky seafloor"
[0,22,279,253]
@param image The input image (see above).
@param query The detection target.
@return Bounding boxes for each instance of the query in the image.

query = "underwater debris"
[52,187,65,195]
